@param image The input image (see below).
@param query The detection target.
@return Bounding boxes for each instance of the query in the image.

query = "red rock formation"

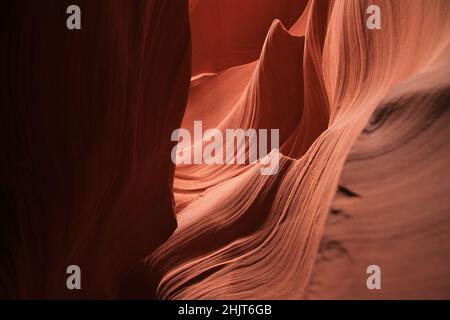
[1,0,450,300]
[0,0,191,299]
[147,0,450,299]
[190,0,308,76]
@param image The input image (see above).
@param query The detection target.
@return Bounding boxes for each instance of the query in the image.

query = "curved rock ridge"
[147,0,450,299]
[174,19,306,210]
[190,0,308,76]
[305,42,450,299]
